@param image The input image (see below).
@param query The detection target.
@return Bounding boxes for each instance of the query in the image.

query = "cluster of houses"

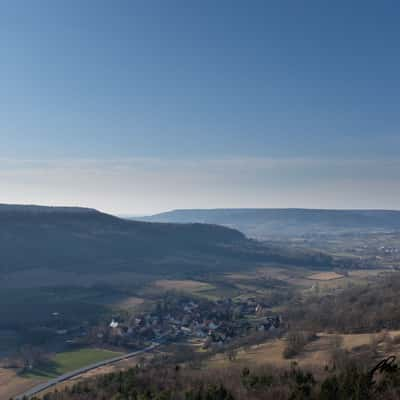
[99,296,282,349]
[257,315,282,332]
[378,246,399,254]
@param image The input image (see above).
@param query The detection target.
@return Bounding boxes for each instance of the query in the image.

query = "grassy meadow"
[22,348,123,379]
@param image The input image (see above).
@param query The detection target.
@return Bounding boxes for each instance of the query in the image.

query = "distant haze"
[1,158,400,215]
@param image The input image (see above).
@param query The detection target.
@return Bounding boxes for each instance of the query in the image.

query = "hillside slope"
[136,208,400,238]
[0,205,334,279]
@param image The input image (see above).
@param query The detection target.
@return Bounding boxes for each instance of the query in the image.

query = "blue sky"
[1,1,400,213]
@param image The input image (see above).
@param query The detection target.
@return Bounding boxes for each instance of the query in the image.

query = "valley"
[2,206,400,399]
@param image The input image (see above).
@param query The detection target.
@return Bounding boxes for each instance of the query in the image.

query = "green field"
[22,348,123,379]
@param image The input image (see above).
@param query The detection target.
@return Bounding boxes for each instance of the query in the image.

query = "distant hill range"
[135,208,400,239]
[0,205,334,280]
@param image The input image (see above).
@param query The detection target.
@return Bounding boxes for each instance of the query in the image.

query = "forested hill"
[0,204,334,277]
[136,208,400,238]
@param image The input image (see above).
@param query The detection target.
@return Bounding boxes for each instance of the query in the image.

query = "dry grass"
[206,330,400,371]
[0,367,41,400]
[207,337,334,369]
[308,272,344,281]
[207,337,332,369]
[338,330,400,350]
[116,296,144,310]
[154,280,214,293]
[207,339,287,369]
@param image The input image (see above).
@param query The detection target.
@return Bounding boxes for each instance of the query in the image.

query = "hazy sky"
[1,1,400,214]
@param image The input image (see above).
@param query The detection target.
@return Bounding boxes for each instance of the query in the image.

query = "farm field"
[154,280,215,293]
[308,272,344,280]
[22,348,123,380]
[227,266,393,294]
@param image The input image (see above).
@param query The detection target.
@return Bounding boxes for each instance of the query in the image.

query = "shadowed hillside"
[0,205,335,279]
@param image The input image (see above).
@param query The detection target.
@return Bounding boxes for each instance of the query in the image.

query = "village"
[0,288,286,377]
[85,295,283,351]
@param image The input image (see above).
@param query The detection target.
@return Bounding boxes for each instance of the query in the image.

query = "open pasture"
[22,348,123,380]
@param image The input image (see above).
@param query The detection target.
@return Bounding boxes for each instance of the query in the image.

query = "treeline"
[286,273,400,333]
[22,358,400,400]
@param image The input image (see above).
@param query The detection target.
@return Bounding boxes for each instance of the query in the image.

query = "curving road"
[15,343,160,399]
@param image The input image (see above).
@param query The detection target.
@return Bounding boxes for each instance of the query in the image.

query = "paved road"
[15,343,160,399]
